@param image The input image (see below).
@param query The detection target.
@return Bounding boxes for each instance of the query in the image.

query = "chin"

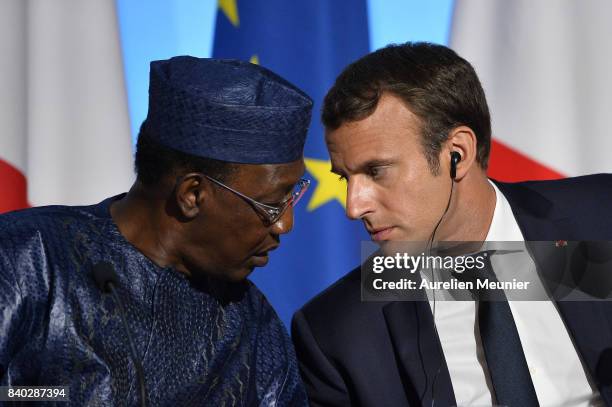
[225,266,255,283]
[191,265,253,284]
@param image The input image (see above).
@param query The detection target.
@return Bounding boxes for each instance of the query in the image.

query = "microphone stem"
[108,282,148,407]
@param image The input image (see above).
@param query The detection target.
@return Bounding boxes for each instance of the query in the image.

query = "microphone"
[92,262,148,407]
[93,261,119,292]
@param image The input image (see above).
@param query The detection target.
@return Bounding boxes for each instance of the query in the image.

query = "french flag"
[0,0,133,215]
[451,0,612,181]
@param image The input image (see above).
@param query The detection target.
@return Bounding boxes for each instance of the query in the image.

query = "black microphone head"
[92,261,120,293]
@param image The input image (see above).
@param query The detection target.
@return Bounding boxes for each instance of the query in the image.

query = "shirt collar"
[485,180,525,242]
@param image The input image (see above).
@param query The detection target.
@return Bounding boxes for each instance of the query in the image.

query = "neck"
[435,169,496,243]
[110,181,184,271]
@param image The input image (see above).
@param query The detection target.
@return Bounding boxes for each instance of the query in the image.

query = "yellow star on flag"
[305,158,347,211]
[219,0,239,27]
[249,55,259,65]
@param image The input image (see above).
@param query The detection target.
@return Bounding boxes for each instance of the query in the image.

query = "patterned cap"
[144,56,313,164]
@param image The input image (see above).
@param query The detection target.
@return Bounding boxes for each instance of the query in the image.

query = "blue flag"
[213,0,370,326]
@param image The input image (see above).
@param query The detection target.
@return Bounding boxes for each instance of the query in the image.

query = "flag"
[0,0,133,214]
[450,0,612,181]
[213,0,370,326]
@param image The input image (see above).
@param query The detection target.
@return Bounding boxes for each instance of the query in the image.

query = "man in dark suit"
[292,42,612,406]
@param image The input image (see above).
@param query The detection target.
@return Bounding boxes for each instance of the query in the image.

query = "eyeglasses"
[199,174,310,225]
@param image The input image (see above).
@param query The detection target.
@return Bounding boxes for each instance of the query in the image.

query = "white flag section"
[451,0,612,179]
[0,0,133,213]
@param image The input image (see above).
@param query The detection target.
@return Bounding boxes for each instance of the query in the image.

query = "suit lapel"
[556,301,612,404]
[383,300,457,406]
[496,180,612,406]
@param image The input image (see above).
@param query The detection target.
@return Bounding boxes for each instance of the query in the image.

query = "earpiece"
[429,150,462,405]
[450,151,461,180]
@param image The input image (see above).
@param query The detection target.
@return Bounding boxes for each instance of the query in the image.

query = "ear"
[445,126,478,181]
[174,173,207,219]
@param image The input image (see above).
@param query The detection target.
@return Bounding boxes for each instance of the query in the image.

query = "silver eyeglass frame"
[195,173,310,225]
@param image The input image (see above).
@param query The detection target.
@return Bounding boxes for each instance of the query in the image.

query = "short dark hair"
[322,42,491,172]
[135,123,237,186]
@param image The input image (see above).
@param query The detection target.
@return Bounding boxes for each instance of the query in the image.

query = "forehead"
[232,159,305,193]
[325,94,423,170]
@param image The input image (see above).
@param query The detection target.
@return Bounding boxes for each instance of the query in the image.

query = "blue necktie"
[455,251,540,407]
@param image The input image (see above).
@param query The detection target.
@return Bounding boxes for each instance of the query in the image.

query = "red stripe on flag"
[0,158,30,214]
[487,139,565,182]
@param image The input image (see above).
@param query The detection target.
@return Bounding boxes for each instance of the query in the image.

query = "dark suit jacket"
[292,174,612,406]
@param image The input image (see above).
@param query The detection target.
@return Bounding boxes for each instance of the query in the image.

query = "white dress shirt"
[425,181,603,406]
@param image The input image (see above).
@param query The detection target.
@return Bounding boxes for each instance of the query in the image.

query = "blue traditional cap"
[143,56,313,164]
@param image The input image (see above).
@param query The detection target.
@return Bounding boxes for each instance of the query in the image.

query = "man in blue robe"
[0,56,312,406]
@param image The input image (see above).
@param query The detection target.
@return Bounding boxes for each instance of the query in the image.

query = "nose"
[270,205,294,235]
[345,177,374,220]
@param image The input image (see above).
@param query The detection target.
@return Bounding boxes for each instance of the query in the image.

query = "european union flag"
[213,0,370,326]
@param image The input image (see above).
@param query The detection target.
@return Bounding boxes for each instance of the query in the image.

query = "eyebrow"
[255,178,300,203]
[331,159,395,176]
